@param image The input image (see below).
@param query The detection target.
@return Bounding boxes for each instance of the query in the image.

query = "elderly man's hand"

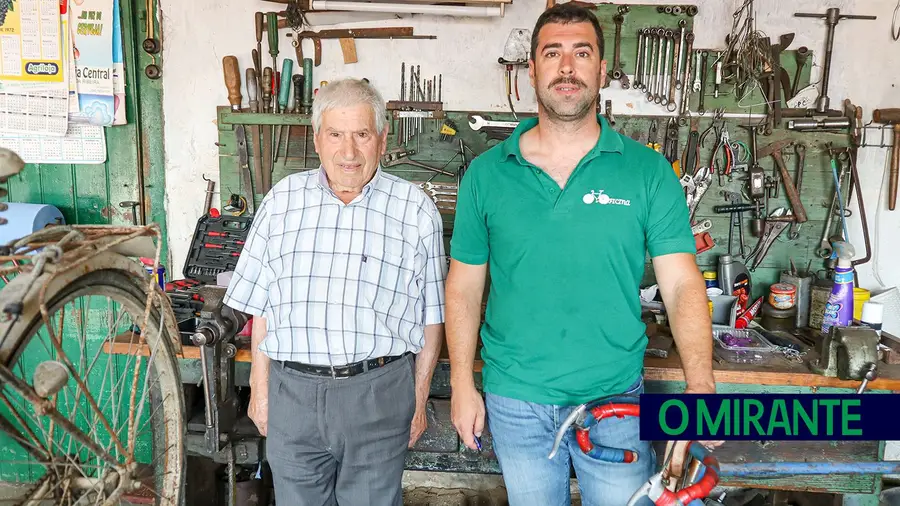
[409,406,427,448]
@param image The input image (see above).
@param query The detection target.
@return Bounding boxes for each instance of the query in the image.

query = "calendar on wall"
[0,123,107,164]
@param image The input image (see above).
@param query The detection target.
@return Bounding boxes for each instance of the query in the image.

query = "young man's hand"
[451,383,485,450]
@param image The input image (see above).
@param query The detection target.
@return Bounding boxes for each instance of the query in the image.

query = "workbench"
[109,334,900,506]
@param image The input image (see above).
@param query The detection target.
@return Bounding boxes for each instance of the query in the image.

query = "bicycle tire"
[0,268,185,505]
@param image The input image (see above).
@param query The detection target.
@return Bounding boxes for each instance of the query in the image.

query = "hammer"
[757,138,808,223]
[873,108,900,210]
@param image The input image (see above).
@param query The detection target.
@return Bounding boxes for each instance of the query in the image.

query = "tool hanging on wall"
[873,108,900,211]
[283,28,437,66]
[143,0,161,79]
[388,63,444,149]
[793,8,876,115]
[498,28,531,120]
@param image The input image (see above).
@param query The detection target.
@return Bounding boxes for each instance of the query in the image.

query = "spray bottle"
[820,241,855,336]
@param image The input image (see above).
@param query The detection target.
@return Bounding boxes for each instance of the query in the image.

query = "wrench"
[816,151,849,258]
[675,22,686,90]
[423,182,457,191]
[788,143,806,239]
[468,115,518,131]
[428,189,458,197]
[634,29,645,89]
[679,32,695,118]
[692,50,702,92]
[667,29,679,111]
[691,219,712,235]
[659,31,672,105]
[607,14,630,89]
[698,51,709,114]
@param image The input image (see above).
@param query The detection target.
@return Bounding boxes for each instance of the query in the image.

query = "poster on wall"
[0,0,66,83]
[0,123,106,164]
[111,0,124,125]
[69,0,114,127]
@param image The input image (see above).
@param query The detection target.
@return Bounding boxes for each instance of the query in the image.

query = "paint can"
[768,283,796,310]
[780,272,813,329]
[809,279,834,331]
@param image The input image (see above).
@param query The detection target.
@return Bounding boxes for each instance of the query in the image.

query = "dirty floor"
[402,486,583,506]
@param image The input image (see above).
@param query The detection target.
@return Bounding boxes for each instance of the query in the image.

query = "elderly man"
[446,4,719,506]
[223,78,447,505]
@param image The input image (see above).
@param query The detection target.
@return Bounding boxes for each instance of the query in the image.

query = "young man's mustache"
[549,77,587,88]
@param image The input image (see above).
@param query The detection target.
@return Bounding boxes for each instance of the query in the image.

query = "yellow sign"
[0,0,66,83]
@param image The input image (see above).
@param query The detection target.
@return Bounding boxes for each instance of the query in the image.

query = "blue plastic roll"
[0,203,65,245]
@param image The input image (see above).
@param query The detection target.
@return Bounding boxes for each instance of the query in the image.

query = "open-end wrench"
[607,14,630,89]
[468,115,519,131]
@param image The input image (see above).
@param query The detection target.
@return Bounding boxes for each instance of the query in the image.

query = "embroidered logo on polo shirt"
[582,190,631,206]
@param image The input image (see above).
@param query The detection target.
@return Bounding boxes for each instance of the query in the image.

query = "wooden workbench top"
[107,333,900,392]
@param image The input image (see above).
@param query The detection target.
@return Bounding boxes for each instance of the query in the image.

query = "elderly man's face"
[313,103,387,195]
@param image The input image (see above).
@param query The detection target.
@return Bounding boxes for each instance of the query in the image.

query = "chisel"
[267,12,280,114]
[254,12,263,103]
[246,67,264,197]
[274,58,293,163]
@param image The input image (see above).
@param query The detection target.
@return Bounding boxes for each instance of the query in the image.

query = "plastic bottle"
[821,241,855,336]
[718,254,752,313]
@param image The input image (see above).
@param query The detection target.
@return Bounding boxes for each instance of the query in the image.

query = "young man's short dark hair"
[530,3,605,61]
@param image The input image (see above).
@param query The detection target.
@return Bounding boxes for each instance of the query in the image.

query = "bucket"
[854,288,871,321]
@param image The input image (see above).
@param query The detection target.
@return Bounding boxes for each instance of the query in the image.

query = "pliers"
[626,441,721,506]
[547,394,641,462]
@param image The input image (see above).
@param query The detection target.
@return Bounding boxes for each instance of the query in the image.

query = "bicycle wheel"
[0,268,184,505]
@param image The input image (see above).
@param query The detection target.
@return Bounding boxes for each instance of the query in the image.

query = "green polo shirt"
[450,114,695,405]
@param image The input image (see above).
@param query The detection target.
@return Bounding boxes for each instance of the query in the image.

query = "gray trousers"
[266,353,416,506]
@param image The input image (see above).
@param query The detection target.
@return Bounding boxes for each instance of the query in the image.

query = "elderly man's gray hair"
[311,78,387,135]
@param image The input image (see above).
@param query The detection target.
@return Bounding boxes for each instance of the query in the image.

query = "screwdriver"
[254,12,264,104]
[274,58,293,162]
[222,56,242,112]
[267,12,280,114]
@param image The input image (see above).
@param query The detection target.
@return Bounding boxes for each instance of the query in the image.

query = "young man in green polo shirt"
[445,4,718,504]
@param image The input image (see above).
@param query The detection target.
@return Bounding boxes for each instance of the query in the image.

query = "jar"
[703,271,719,289]
[768,283,796,310]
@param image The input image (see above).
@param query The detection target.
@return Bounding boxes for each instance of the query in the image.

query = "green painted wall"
[0,0,168,484]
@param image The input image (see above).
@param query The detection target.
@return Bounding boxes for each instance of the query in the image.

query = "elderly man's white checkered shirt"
[223,167,447,366]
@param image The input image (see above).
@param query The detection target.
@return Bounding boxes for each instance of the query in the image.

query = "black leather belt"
[282,352,411,379]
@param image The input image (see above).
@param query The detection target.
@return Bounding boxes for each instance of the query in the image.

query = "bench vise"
[191,285,249,455]
[809,326,879,392]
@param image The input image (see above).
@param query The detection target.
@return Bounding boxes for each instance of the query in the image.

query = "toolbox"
[182,213,254,285]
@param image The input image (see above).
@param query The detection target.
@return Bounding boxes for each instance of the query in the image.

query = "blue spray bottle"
[821,241,855,336]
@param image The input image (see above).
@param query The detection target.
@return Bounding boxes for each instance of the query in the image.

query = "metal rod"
[719,462,900,477]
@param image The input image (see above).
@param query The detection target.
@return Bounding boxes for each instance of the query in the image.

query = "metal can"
[768,283,796,310]
[809,280,834,330]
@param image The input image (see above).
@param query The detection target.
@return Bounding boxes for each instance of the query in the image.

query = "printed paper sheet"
[0,0,66,83]
[0,122,105,163]
[69,0,114,126]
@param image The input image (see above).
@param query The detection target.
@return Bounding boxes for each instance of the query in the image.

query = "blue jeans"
[485,376,655,506]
